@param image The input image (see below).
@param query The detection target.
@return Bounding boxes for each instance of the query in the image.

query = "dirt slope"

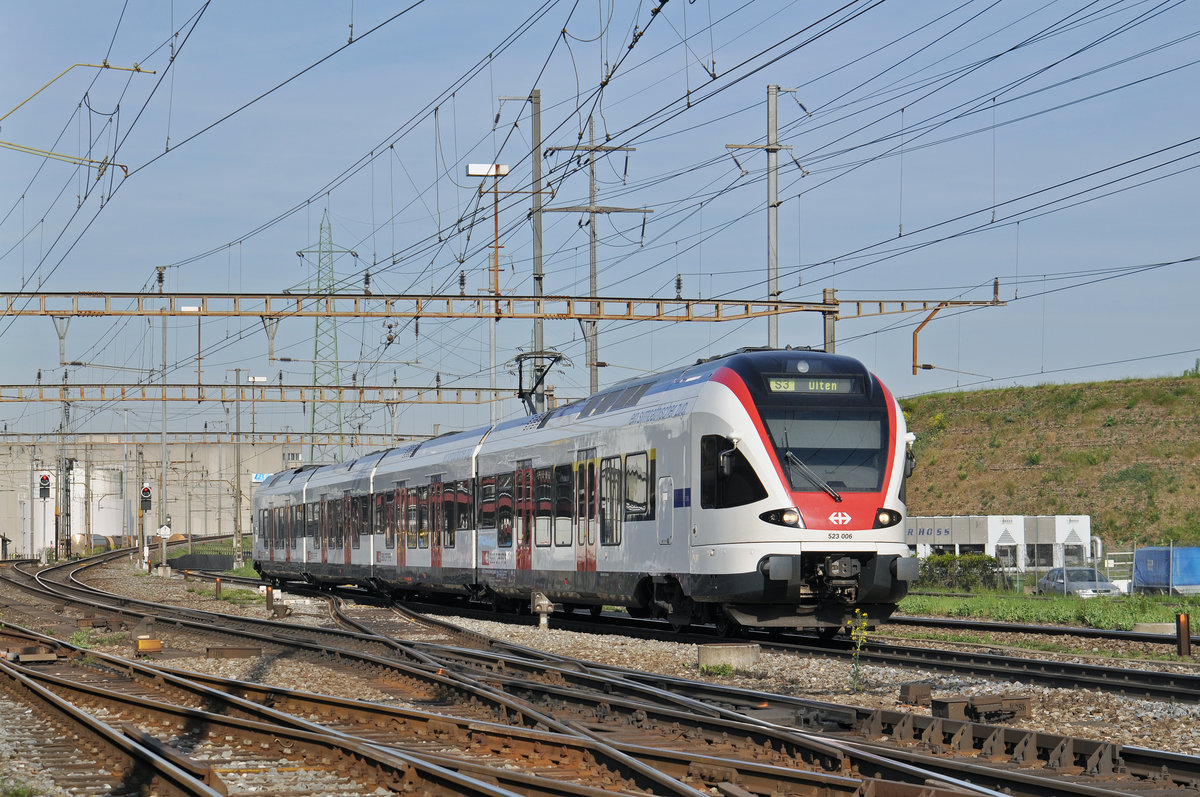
[899,376,1200,547]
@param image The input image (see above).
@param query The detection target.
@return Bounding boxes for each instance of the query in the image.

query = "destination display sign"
[766,376,859,394]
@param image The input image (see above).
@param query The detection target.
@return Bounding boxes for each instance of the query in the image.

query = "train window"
[554,465,572,547]
[534,467,552,547]
[594,391,623,415]
[305,503,316,538]
[600,456,623,546]
[576,395,604,418]
[624,451,655,522]
[417,486,429,548]
[455,480,472,531]
[700,435,768,509]
[407,488,419,549]
[478,475,496,529]
[615,382,651,410]
[497,472,514,547]
[761,409,886,492]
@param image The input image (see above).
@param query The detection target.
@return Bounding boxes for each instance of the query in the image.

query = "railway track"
[335,588,1200,704]
[886,614,1199,646]
[4,553,1200,795]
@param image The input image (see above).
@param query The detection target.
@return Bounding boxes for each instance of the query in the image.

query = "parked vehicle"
[1036,567,1121,597]
[1132,547,1200,595]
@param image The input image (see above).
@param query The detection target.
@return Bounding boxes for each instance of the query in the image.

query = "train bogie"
[253,349,918,631]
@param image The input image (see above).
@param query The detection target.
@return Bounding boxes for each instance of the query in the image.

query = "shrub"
[917,553,999,591]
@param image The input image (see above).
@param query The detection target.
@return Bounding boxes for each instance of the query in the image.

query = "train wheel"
[714,614,741,638]
[589,605,603,617]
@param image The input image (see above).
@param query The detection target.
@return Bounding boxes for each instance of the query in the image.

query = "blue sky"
[2,1,1198,444]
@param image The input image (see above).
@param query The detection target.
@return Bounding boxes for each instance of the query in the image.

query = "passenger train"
[252,348,918,633]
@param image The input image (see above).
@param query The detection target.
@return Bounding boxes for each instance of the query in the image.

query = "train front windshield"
[761,409,887,493]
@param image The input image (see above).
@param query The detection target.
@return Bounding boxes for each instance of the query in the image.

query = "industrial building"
[905,515,1097,571]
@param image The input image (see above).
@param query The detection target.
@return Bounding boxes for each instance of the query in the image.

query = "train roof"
[256,348,880,496]
[531,347,878,428]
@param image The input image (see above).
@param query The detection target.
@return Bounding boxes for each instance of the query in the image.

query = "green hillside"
[899,367,1200,548]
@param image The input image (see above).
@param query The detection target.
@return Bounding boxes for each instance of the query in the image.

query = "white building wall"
[907,514,1091,573]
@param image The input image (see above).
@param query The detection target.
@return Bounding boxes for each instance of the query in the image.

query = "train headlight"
[873,508,902,528]
[760,508,802,528]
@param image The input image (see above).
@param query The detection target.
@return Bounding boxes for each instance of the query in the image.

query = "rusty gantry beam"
[1,291,834,321]
[0,383,530,406]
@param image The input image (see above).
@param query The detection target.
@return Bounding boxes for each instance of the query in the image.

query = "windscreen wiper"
[785,450,842,502]
[782,429,841,502]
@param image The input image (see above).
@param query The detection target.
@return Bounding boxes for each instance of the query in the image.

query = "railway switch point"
[933,694,1031,723]
[3,646,57,664]
[206,646,262,659]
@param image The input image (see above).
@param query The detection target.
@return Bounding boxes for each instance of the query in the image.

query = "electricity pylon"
[298,210,356,464]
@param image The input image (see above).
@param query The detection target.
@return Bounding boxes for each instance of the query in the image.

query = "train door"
[284,505,293,563]
[430,479,444,569]
[265,508,275,563]
[394,486,407,568]
[516,462,534,572]
[343,495,353,565]
[320,499,329,564]
[575,449,598,572]
[657,476,673,545]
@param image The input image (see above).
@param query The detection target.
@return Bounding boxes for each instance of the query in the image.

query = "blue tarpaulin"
[1133,547,1200,592]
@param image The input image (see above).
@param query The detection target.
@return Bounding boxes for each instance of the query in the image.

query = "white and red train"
[252,348,918,632]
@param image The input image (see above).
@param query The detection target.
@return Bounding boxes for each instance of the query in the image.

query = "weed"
[0,775,39,797]
[699,663,733,677]
[848,608,870,692]
[68,628,126,649]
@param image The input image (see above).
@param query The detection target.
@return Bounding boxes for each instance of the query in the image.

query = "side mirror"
[718,449,734,477]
